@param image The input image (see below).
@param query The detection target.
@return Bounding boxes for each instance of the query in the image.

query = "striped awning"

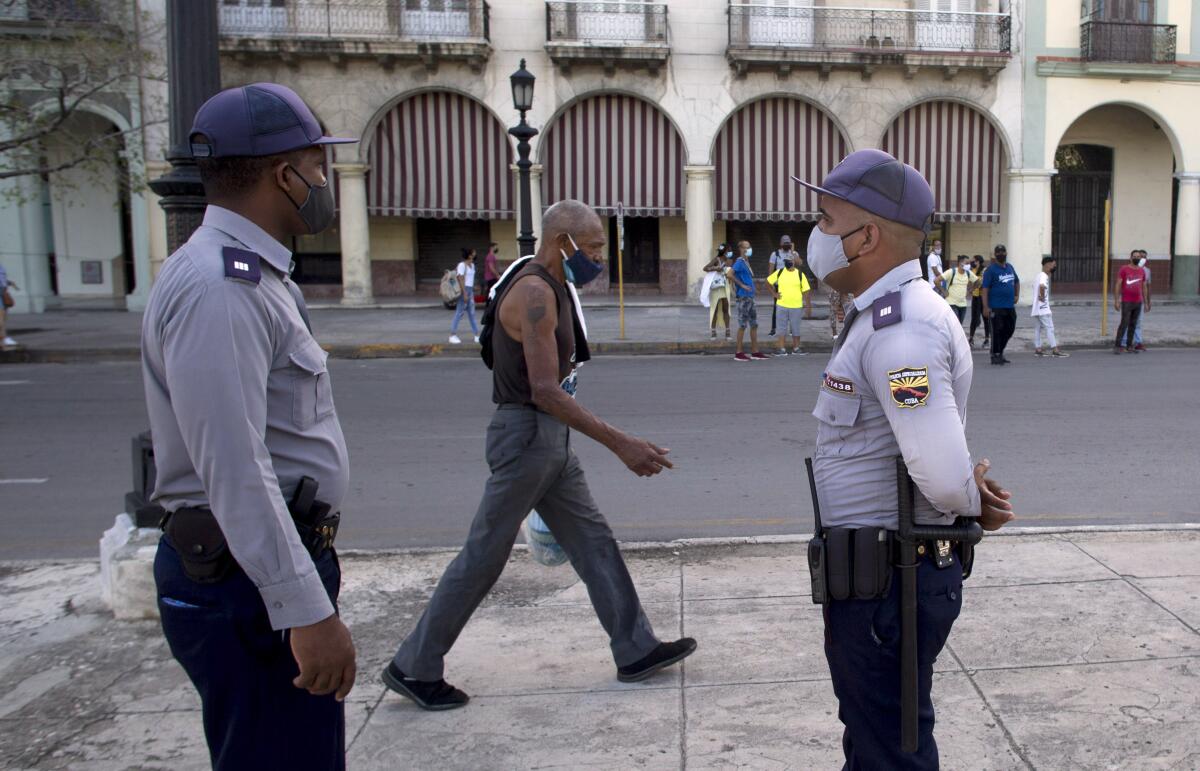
[882,101,1004,223]
[714,97,849,222]
[541,94,683,217]
[366,91,513,219]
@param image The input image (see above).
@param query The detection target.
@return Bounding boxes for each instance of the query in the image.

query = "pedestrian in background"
[701,243,732,340]
[767,235,796,336]
[925,238,943,291]
[1133,249,1151,351]
[968,255,989,348]
[766,251,810,356]
[982,244,1019,365]
[939,255,975,325]
[827,287,850,339]
[1032,256,1069,358]
[0,262,17,348]
[483,242,500,297]
[142,82,357,770]
[449,248,479,345]
[1113,249,1149,354]
[730,241,768,362]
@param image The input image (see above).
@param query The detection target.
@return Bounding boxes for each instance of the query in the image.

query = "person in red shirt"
[1113,249,1150,354]
[482,242,501,296]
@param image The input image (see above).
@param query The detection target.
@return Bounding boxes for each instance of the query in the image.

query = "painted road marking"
[0,478,49,485]
[0,381,31,386]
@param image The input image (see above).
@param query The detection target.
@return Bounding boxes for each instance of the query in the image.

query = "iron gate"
[1052,170,1111,283]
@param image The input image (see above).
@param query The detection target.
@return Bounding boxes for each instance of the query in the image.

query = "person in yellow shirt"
[939,255,978,327]
[766,256,811,356]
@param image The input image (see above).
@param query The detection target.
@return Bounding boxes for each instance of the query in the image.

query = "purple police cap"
[189,83,356,159]
[792,149,934,234]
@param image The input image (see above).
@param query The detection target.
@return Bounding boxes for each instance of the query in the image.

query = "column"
[1004,169,1054,305]
[529,163,544,247]
[684,165,716,294]
[145,160,171,282]
[334,163,374,306]
[4,175,54,313]
[1173,172,1200,297]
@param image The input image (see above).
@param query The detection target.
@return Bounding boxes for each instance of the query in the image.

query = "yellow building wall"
[1171,0,1192,56]
[658,217,688,262]
[948,222,1004,262]
[1046,0,1082,49]
[369,217,415,261]
[1059,105,1175,261]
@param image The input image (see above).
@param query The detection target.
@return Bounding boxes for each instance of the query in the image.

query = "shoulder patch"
[823,372,856,395]
[887,366,929,409]
[872,291,902,330]
[222,247,262,285]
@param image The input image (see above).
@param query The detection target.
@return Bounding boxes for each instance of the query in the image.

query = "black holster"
[161,476,339,584]
[809,527,894,604]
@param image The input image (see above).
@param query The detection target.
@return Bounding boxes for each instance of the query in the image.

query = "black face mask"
[284,166,335,235]
[995,253,1007,263]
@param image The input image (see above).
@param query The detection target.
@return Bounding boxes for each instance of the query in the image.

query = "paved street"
[2,349,1198,559]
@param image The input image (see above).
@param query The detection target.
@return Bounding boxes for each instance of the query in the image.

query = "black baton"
[895,457,982,754]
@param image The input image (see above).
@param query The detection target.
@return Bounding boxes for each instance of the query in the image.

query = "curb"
[331,522,1200,558]
[6,340,1200,365]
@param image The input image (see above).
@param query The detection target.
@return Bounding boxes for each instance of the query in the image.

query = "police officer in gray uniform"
[141,83,357,770]
[794,149,1015,769]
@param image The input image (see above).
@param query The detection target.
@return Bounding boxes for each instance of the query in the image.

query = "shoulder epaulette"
[222,246,262,285]
[872,291,902,330]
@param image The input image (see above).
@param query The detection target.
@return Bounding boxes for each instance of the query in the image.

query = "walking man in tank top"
[382,200,697,710]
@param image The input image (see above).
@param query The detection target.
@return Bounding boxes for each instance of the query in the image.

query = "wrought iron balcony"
[219,0,491,70]
[544,1,670,75]
[1081,20,1176,65]
[727,4,1010,79]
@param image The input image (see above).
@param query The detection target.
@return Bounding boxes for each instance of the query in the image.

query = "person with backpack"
[938,255,977,326]
[449,248,479,344]
[766,252,811,355]
[382,200,696,711]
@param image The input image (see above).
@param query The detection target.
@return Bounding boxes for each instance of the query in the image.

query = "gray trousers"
[393,405,660,681]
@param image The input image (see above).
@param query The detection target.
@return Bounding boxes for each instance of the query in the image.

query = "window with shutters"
[913,0,979,51]
[744,0,815,47]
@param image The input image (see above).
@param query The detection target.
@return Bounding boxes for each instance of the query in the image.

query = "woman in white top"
[700,243,733,339]
[449,248,480,344]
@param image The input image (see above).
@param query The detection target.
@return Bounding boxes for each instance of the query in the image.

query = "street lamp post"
[509,59,538,258]
[148,0,221,253]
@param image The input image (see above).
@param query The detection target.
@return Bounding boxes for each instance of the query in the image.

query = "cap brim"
[313,136,358,145]
[790,174,841,201]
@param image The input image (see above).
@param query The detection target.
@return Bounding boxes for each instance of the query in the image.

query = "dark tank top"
[492,263,576,406]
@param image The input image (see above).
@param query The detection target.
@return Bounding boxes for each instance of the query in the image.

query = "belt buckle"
[934,539,954,569]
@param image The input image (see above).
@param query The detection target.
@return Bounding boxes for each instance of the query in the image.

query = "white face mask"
[806,224,860,282]
[1138,257,1147,268]
[934,247,942,256]
[744,247,753,258]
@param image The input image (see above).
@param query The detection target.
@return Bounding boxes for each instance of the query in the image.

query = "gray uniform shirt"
[813,260,981,530]
[141,206,349,630]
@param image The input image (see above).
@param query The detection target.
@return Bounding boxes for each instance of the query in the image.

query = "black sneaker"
[381,662,469,711]
[617,638,698,683]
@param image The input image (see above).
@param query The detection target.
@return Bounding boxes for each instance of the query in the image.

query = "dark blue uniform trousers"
[824,553,963,771]
[155,538,345,771]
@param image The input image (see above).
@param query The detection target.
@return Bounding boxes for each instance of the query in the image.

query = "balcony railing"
[1081,20,1175,64]
[546,1,667,46]
[728,4,1011,55]
[218,0,490,42]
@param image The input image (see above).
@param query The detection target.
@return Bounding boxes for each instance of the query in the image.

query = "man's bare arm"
[514,279,671,477]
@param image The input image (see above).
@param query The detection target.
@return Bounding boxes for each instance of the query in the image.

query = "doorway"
[609,216,659,285]
[415,219,491,283]
[1052,144,1113,284]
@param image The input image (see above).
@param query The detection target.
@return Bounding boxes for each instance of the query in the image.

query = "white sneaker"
[2,337,15,346]
[448,335,462,344]
[474,335,480,343]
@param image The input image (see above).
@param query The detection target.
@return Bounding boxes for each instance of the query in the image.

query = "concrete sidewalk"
[4,297,1200,363]
[1,528,1197,769]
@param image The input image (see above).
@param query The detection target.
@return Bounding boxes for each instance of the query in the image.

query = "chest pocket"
[813,389,863,454]
[289,340,335,429]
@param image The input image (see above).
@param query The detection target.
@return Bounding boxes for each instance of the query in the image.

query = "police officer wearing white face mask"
[792,149,1016,769]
